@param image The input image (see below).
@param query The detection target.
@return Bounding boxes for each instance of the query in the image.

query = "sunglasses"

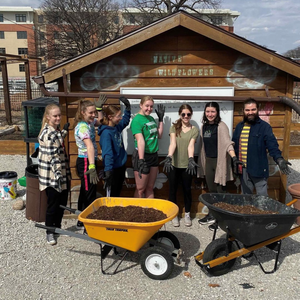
[181,113,191,117]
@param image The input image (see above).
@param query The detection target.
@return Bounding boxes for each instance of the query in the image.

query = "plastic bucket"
[0,171,18,200]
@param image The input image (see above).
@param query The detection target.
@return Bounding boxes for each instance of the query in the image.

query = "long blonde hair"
[74,99,95,127]
[38,103,60,137]
[100,105,121,125]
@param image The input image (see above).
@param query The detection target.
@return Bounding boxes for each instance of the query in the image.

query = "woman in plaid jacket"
[38,103,71,245]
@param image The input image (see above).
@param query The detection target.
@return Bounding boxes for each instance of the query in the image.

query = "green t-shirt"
[130,114,159,153]
[170,125,199,168]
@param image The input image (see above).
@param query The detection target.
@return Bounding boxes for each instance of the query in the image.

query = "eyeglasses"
[181,113,191,117]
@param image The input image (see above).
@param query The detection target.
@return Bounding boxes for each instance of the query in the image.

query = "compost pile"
[213,202,278,215]
[86,205,167,222]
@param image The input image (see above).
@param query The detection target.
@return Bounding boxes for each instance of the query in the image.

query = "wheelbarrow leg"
[99,244,130,275]
[252,240,282,274]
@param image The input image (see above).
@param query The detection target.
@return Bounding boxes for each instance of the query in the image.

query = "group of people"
[37,95,292,245]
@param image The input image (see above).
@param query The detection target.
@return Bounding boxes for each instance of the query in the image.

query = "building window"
[40,32,45,40]
[15,14,27,22]
[0,14,3,22]
[129,15,136,24]
[0,31,4,39]
[211,16,223,25]
[38,15,44,23]
[41,63,46,71]
[19,64,25,72]
[18,48,28,55]
[113,16,119,25]
[0,48,6,54]
[17,31,27,39]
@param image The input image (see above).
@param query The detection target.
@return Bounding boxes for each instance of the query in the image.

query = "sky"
[1,0,300,55]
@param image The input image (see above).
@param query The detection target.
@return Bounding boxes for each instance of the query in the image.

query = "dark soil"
[86,205,167,222]
[213,202,278,215]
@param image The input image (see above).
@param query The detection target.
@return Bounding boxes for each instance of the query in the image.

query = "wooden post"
[1,59,12,125]
[24,60,32,100]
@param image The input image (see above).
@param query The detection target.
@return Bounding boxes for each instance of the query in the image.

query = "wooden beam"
[43,15,181,83]
[179,14,300,79]
[24,61,32,100]
[1,59,12,125]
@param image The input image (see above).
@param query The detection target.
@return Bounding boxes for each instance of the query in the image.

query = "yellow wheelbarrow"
[36,197,183,280]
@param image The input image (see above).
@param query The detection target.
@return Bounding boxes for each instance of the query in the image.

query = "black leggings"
[110,165,126,197]
[168,167,193,213]
[76,157,97,211]
[205,157,226,193]
[45,187,68,234]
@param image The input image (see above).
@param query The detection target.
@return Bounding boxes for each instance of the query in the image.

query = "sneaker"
[171,216,180,227]
[184,212,192,227]
[198,215,215,225]
[208,223,219,231]
[76,221,84,230]
[46,233,57,245]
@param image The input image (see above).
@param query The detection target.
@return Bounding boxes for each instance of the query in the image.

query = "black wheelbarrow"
[195,193,300,276]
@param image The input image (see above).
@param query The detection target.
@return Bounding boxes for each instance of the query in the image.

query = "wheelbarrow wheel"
[140,246,174,280]
[150,231,180,255]
[203,238,237,276]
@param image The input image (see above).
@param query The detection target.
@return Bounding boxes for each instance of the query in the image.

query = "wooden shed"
[34,11,300,216]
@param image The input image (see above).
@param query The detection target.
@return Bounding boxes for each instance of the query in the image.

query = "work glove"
[159,156,173,173]
[277,158,292,175]
[119,96,131,111]
[186,157,199,176]
[84,164,99,184]
[95,94,107,111]
[103,170,113,191]
[63,122,70,132]
[155,104,165,122]
[138,159,147,179]
[232,156,244,175]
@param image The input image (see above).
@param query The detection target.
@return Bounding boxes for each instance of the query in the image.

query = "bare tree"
[37,0,122,63]
[284,46,300,59]
[122,0,222,26]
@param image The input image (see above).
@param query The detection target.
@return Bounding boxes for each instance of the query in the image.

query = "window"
[211,16,223,25]
[15,14,26,22]
[41,63,46,71]
[0,14,3,22]
[39,48,45,56]
[17,31,27,39]
[0,48,5,54]
[38,15,44,23]
[129,15,136,24]
[113,16,119,25]
[0,31,4,39]
[18,48,28,55]
[19,64,25,72]
[40,32,45,40]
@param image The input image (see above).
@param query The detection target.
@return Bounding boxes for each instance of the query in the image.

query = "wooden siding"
[60,26,293,212]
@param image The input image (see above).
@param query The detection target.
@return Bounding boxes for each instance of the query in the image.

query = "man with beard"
[232,98,291,196]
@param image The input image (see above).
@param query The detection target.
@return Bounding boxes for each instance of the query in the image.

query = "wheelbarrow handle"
[35,223,56,231]
[59,205,81,215]
[286,199,298,207]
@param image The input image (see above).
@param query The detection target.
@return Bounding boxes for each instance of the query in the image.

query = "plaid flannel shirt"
[38,124,71,192]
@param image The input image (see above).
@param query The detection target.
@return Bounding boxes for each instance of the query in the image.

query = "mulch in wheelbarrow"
[213,202,278,215]
[86,205,167,222]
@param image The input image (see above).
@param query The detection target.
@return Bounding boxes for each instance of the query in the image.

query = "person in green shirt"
[130,95,165,198]
[160,104,199,227]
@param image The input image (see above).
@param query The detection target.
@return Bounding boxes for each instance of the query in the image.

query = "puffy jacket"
[232,118,282,178]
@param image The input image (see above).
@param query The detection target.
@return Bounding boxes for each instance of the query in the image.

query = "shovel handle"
[35,223,56,231]
[286,199,298,207]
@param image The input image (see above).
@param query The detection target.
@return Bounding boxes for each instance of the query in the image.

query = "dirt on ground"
[86,205,167,222]
[213,202,278,214]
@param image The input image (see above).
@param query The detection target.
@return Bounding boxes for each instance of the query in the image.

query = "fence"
[0,88,44,111]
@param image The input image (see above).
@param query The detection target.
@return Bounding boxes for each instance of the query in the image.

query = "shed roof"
[42,11,300,83]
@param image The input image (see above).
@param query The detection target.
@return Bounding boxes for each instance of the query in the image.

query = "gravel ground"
[1,155,300,300]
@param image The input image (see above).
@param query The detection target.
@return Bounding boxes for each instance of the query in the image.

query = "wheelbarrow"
[195,193,300,276]
[35,197,183,280]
